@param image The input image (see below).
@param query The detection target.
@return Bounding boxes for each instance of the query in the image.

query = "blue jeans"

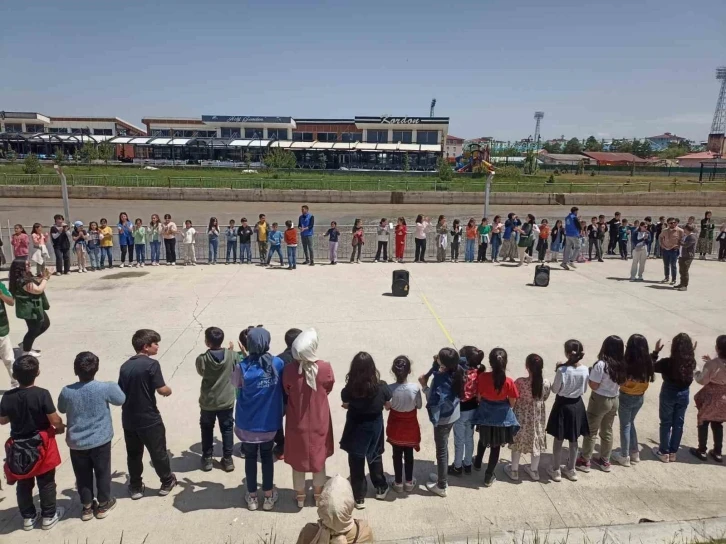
[287,246,297,268]
[453,408,475,468]
[87,246,100,269]
[618,392,644,455]
[240,242,251,263]
[100,246,113,268]
[491,233,502,261]
[267,245,283,265]
[135,244,146,264]
[208,238,218,263]
[242,440,274,494]
[659,382,690,454]
[465,239,476,262]
[226,240,237,263]
[662,248,679,281]
[150,240,161,263]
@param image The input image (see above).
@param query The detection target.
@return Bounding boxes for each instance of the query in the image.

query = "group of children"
[3,324,724,531]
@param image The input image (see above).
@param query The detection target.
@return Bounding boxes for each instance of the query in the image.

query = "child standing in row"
[691,335,726,462]
[546,340,589,482]
[618,219,630,259]
[395,217,407,263]
[449,346,483,474]
[374,218,390,263]
[30,223,50,275]
[87,222,101,271]
[351,220,364,264]
[507,354,550,481]
[324,221,340,265]
[99,218,114,269]
[225,220,237,264]
[386,356,421,493]
[12,224,29,258]
[436,216,448,263]
[207,217,220,265]
[267,223,284,266]
[536,219,550,263]
[465,219,477,263]
[183,220,197,266]
[285,220,298,270]
[477,218,491,262]
[149,214,162,266]
[340,352,391,508]
[132,218,147,267]
[72,221,88,273]
[450,220,462,263]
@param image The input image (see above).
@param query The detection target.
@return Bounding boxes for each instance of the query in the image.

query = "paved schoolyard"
[0,256,725,543]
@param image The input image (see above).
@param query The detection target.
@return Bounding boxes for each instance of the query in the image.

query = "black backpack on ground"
[534,264,550,287]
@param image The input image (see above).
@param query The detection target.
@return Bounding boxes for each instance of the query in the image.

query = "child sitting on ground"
[58,352,126,521]
[0,355,66,531]
[195,327,237,473]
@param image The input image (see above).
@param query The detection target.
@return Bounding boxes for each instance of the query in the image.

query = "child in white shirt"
[183,220,197,266]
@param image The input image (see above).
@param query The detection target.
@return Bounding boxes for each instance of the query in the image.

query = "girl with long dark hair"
[436,215,448,263]
[652,333,697,462]
[420,347,463,497]
[472,348,520,488]
[394,217,407,263]
[414,215,429,263]
[546,339,589,482]
[613,334,654,467]
[508,353,550,481]
[116,212,133,268]
[148,214,162,266]
[550,219,565,263]
[340,352,391,508]
[450,346,485,475]
[517,214,536,266]
[9,258,51,357]
[697,210,715,259]
[577,335,627,473]
[207,217,220,264]
[490,215,503,262]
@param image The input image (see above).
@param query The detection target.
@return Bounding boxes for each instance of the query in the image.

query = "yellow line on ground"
[420,293,456,347]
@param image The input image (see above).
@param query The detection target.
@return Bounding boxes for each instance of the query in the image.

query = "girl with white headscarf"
[283,328,336,508]
[295,475,373,544]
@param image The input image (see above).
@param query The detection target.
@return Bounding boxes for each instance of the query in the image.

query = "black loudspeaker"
[534,264,550,287]
[392,269,410,297]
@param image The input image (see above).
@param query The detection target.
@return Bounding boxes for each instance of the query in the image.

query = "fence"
[2,173,726,193]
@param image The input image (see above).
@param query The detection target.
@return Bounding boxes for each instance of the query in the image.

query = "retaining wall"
[1,185,725,207]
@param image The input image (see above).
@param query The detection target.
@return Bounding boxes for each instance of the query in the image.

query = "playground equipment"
[455,140,495,174]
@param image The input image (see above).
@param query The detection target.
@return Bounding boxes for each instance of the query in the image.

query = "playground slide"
[456,159,472,173]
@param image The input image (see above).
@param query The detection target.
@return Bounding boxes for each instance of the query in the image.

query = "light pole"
[54,164,71,223]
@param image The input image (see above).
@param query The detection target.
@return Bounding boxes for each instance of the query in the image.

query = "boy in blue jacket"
[266,223,284,267]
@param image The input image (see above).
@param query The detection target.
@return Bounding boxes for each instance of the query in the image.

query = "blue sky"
[1,0,723,141]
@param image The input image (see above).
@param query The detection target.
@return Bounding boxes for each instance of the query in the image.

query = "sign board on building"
[355,116,449,125]
[202,115,292,124]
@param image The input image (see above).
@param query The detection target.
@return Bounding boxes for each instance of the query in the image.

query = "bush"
[23,153,41,174]
[590,170,596,176]
[495,165,522,179]
[437,157,453,181]
[547,174,555,184]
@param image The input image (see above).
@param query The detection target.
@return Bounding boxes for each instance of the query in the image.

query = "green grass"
[1,164,723,193]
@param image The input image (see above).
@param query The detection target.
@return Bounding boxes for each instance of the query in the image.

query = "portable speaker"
[534,264,550,287]
[392,269,410,297]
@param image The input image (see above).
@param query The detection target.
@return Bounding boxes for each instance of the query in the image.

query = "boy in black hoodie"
[196,327,237,472]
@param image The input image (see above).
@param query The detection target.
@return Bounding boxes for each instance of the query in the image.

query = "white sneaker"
[561,468,578,481]
[630,451,640,464]
[652,446,669,463]
[25,349,42,357]
[504,465,519,481]
[41,507,65,531]
[547,468,561,482]
[669,453,677,463]
[140,263,145,267]
[612,451,631,467]
[425,480,447,497]
[82,268,88,273]
[375,484,389,500]
[262,490,278,511]
[119,263,125,268]
[245,493,258,511]
[568,262,577,269]
[23,512,40,531]
[523,465,540,481]
[391,482,404,493]
[403,478,417,492]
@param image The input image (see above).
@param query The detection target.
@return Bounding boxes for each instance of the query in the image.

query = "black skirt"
[478,425,518,448]
[546,395,589,441]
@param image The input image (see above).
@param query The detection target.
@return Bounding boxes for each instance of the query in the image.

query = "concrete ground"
[1,252,725,544]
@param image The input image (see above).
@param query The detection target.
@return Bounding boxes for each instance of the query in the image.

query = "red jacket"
[4,427,61,485]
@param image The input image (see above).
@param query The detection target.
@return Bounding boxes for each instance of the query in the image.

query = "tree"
[7,150,17,165]
[97,141,115,164]
[631,139,653,159]
[524,150,538,174]
[244,150,252,170]
[542,141,562,154]
[609,139,632,153]
[53,147,65,165]
[264,148,296,171]
[79,142,98,164]
[437,157,453,181]
[563,137,582,154]
[402,152,410,173]
[317,152,327,170]
[23,153,41,174]
[584,136,602,152]
[658,144,692,160]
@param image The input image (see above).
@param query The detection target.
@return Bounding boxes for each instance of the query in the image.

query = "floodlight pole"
[54,164,71,222]
[484,170,494,218]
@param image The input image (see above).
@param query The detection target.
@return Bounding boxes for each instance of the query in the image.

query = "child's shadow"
[172,477,299,514]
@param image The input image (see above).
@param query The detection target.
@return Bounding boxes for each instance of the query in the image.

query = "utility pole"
[54,164,71,222]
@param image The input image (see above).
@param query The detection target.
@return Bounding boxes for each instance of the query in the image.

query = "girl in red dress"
[395,217,407,263]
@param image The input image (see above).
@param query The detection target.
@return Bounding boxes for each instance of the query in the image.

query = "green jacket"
[0,283,10,337]
[195,348,237,411]
[11,283,49,321]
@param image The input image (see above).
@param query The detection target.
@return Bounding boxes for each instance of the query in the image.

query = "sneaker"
[41,507,65,531]
[296,493,306,508]
[263,490,279,511]
[159,475,177,496]
[612,452,631,467]
[425,480,447,497]
[670,280,676,286]
[129,484,145,499]
[23,512,40,531]
[25,349,41,357]
[560,263,570,271]
[709,450,723,463]
[483,472,497,487]
[630,451,640,464]
[547,468,562,482]
[119,263,125,268]
[668,453,677,462]
[221,456,235,472]
[523,465,540,481]
[463,464,472,475]
[652,446,669,463]
[95,498,117,519]
[403,478,417,492]
[245,493,259,511]
[503,465,518,481]
[568,262,577,269]
[354,500,366,510]
[677,286,687,291]
[375,484,389,500]
[201,456,213,472]
[561,468,578,482]
[592,457,612,472]
[392,482,404,493]
[575,457,591,472]
[661,278,669,283]
[447,463,463,476]
[81,502,96,521]
[689,447,708,461]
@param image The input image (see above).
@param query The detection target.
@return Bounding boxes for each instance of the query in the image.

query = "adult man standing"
[561,207,581,271]
[658,217,683,286]
[675,224,697,292]
[607,212,621,255]
[298,205,315,266]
